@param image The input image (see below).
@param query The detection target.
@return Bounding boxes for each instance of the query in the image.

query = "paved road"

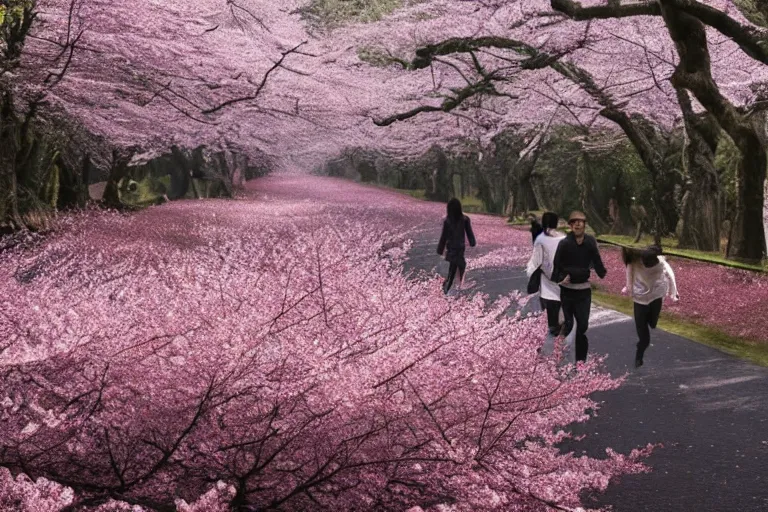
[405,234,768,512]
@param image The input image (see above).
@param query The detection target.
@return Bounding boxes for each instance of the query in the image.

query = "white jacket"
[526,231,566,301]
[625,255,679,305]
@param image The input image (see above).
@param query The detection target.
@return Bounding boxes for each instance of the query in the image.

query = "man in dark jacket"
[551,211,607,362]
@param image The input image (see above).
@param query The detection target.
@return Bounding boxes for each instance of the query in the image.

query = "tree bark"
[659,0,766,260]
[578,150,610,235]
[676,88,721,251]
[0,92,24,230]
[102,149,135,207]
[550,0,767,261]
[516,159,540,214]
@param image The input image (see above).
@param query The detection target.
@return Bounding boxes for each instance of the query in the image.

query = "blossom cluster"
[22,0,768,171]
[0,176,652,511]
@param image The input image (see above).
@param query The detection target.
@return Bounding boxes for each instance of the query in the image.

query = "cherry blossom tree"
[1,0,90,230]
[1,177,654,510]
[337,0,766,251]
[550,0,767,259]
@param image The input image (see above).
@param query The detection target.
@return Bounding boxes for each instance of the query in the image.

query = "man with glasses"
[551,211,607,363]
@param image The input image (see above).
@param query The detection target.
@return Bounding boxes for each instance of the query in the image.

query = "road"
[405,232,768,512]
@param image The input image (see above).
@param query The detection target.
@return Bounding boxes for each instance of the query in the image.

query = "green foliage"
[42,161,60,209]
[1,0,36,62]
[532,126,656,235]
[731,0,768,28]
[598,234,767,272]
[714,131,740,210]
[109,147,233,208]
[391,187,489,213]
[357,46,396,68]
[530,126,582,215]
[300,0,415,29]
[393,187,426,199]
[458,194,486,213]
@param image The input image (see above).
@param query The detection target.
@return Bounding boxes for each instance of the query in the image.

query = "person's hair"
[642,244,662,267]
[446,198,463,223]
[530,218,544,241]
[568,210,587,224]
[541,211,559,232]
[622,247,641,266]
[622,245,662,267]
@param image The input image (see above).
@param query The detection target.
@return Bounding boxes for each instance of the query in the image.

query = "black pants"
[634,298,662,360]
[443,256,466,293]
[541,298,562,335]
[560,287,592,362]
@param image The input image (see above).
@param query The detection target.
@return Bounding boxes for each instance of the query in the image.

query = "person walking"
[621,245,679,368]
[437,198,476,294]
[526,212,565,336]
[551,211,607,363]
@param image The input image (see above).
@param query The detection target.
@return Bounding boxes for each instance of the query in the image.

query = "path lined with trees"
[3,0,768,510]
[404,205,768,512]
[3,0,768,265]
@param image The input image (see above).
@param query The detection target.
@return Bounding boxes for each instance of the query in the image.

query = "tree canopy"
[12,1,762,167]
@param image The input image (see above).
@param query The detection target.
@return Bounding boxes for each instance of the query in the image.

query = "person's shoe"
[446,288,458,297]
[634,358,643,368]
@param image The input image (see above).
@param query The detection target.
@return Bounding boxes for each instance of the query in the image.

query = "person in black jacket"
[551,211,607,362]
[437,198,476,294]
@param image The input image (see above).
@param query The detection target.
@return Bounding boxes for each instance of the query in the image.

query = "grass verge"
[389,187,493,214]
[592,289,768,367]
[392,188,426,200]
[597,234,767,273]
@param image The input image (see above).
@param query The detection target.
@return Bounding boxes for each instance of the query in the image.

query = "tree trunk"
[0,92,24,230]
[660,0,766,261]
[727,135,767,260]
[515,141,543,214]
[516,175,538,213]
[103,149,135,207]
[676,88,721,251]
[578,150,610,234]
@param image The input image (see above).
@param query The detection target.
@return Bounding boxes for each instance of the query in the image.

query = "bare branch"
[202,41,307,115]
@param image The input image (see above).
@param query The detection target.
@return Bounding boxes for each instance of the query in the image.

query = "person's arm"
[591,237,607,279]
[526,242,544,278]
[623,264,634,297]
[465,216,476,247]
[551,239,566,283]
[662,257,679,300]
[437,221,448,255]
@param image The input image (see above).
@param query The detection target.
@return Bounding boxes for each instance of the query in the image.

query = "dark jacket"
[437,215,476,261]
[551,232,606,284]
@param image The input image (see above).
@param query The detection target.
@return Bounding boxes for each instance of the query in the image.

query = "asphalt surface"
[405,232,768,512]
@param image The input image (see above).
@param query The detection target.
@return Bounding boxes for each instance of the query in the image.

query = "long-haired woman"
[437,198,476,294]
[622,245,679,367]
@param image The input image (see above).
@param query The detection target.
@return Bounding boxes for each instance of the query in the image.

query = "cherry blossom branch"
[202,41,307,115]
[550,0,768,65]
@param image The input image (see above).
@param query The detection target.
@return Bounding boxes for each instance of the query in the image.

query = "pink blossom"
[0,176,651,510]
[18,0,766,170]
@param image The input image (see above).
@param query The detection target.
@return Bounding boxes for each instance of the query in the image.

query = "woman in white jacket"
[621,245,679,368]
[526,212,566,336]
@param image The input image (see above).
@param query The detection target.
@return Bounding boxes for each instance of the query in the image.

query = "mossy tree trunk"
[676,88,721,251]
